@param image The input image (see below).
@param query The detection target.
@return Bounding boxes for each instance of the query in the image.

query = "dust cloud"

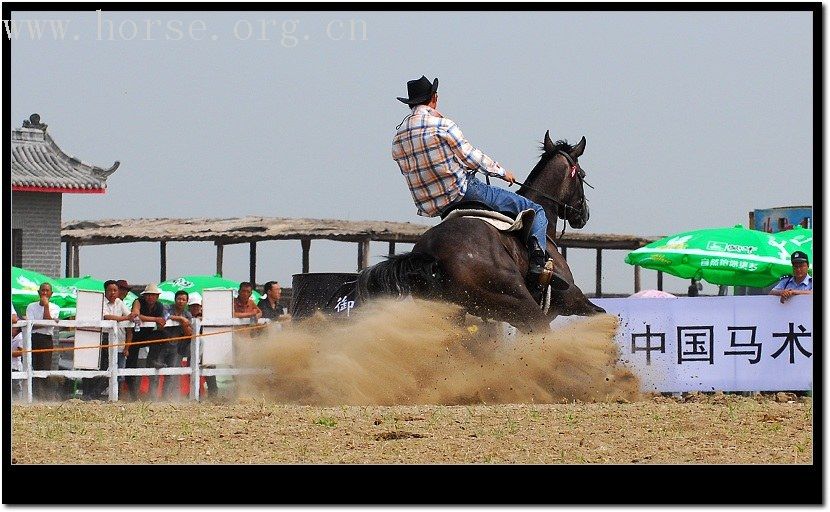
[235,299,641,405]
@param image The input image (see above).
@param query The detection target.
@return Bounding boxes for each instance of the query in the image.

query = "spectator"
[25,283,60,400]
[127,283,167,401]
[687,279,700,297]
[82,280,135,400]
[12,305,22,400]
[257,281,289,322]
[115,280,134,385]
[147,290,191,400]
[233,282,262,321]
[770,251,813,304]
[186,294,218,398]
[149,290,192,400]
[11,303,20,344]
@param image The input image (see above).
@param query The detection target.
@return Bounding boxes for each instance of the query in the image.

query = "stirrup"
[539,258,570,291]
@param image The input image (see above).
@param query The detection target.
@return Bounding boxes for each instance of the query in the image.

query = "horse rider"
[392,75,551,301]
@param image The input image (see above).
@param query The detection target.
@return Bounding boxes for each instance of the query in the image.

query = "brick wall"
[11,191,62,277]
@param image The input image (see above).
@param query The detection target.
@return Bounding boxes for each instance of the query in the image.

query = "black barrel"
[290,272,359,320]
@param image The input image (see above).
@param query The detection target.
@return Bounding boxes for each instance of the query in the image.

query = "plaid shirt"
[392,105,506,217]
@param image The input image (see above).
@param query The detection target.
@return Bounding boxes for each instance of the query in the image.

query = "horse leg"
[443,264,551,334]
[544,239,605,319]
[548,284,606,319]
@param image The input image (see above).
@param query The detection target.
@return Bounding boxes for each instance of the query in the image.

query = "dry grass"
[11,393,812,464]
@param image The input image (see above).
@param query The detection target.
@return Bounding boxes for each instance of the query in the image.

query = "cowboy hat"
[397,75,439,105]
[141,283,162,295]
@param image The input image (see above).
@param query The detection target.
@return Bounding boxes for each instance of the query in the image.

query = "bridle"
[510,151,591,239]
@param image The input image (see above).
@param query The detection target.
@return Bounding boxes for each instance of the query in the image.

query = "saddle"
[441,205,536,247]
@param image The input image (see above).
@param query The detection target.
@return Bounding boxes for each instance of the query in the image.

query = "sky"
[8,8,815,296]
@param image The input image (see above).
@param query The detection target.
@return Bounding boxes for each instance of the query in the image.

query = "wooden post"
[216,243,224,277]
[65,242,72,278]
[561,246,567,260]
[634,265,641,293]
[358,238,370,271]
[388,241,396,256]
[595,248,602,297]
[301,239,311,273]
[249,241,257,287]
[657,271,663,291]
[72,244,80,278]
[160,241,167,282]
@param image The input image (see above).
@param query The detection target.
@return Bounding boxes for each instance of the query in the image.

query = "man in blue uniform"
[769,250,813,303]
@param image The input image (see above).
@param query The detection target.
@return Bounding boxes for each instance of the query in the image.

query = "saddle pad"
[442,208,536,237]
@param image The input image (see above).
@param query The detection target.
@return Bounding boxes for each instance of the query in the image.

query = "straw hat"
[141,283,162,295]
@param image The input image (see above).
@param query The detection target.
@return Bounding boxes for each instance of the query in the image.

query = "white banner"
[552,295,813,393]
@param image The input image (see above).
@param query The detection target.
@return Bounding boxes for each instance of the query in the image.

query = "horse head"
[520,131,591,229]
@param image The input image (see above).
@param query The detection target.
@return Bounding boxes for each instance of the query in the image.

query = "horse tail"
[355,252,442,301]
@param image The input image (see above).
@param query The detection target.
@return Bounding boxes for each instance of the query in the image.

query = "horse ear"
[570,136,586,158]
[543,130,555,153]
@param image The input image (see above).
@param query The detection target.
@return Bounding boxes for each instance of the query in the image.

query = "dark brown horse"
[347,131,604,333]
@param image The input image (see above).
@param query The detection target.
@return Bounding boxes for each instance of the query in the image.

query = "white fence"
[12,317,271,403]
[12,288,272,403]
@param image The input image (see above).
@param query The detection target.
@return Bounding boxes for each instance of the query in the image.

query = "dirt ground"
[11,392,812,464]
[10,300,813,464]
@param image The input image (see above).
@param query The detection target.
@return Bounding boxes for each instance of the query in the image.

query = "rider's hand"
[503,170,516,186]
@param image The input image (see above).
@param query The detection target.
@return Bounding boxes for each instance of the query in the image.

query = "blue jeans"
[461,176,548,250]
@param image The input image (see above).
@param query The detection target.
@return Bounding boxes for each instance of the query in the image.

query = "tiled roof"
[11,114,119,192]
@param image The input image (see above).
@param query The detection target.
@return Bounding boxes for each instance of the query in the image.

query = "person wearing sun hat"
[769,251,812,304]
[125,283,168,400]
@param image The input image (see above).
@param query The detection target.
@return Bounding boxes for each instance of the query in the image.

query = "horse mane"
[520,139,574,192]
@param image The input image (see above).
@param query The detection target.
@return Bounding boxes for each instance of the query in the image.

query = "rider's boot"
[526,240,547,303]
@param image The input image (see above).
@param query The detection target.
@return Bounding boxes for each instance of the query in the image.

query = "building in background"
[750,205,812,233]
[11,113,120,277]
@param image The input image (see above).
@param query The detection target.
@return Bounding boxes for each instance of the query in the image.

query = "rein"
[476,150,593,242]
[513,150,590,241]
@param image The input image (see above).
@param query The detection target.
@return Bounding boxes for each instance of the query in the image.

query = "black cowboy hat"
[791,251,809,264]
[397,75,439,105]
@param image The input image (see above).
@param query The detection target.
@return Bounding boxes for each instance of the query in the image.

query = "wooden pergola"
[61,216,664,296]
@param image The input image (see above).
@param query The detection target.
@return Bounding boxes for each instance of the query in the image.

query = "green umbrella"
[11,266,75,318]
[56,275,139,309]
[624,225,799,288]
[157,274,262,305]
[771,226,813,274]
